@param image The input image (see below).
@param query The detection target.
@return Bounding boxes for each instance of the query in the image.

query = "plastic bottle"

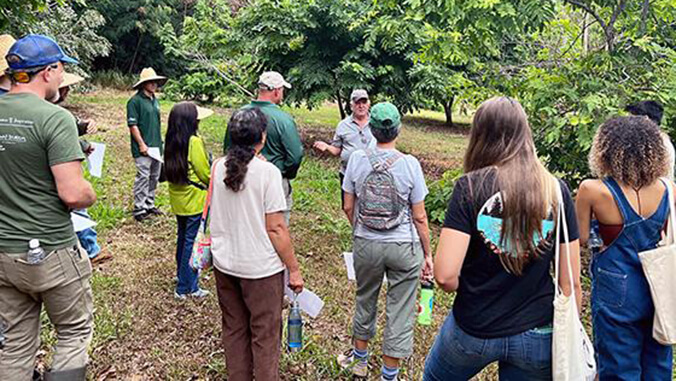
[27,239,46,265]
[417,280,434,326]
[287,297,303,352]
[589,220,603,255]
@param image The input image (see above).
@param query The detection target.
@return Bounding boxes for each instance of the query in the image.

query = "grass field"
[38,89,676,380]
[39,89,473,380]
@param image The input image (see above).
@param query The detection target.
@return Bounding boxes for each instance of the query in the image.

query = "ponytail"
[223,107,268,192]
[225,145,256,192]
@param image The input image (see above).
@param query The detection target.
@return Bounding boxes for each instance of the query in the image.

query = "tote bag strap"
[553,180,575,302]
[200,158,223,227]
[660,177,676,245]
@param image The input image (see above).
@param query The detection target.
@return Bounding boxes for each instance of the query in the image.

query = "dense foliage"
[5,0,676,185]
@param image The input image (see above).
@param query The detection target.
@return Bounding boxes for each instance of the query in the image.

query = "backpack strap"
[365,149,404,171]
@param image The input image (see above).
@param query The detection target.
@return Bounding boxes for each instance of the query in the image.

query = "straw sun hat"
[133,67,167,89]
[0,34,16,74]
[60,72,84,88]
[196,105,214,120]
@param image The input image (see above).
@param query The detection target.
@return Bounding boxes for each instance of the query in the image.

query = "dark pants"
[215,269,284,381]
[175,214,201,295]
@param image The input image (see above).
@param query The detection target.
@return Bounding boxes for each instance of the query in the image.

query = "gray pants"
[0,245,93,379]
[282,178,293,225]
[352,237,423,358]
[133,156,161,216]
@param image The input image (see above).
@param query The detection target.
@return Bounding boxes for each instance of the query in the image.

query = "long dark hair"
[165,102,199,185]
[225,107,267,192]
[464,96,557,275]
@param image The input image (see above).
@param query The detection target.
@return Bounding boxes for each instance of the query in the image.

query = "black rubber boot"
[44,367,86,381]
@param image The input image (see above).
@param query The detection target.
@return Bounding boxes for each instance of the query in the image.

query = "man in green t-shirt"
[127,67,167,221]
[223,71,304,223]
[0,34,97,381]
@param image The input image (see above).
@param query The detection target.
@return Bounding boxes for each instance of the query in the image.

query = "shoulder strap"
[201,158,223,226]
[553,180,576,303]
[660,177,676,245]
[602,177,640,223]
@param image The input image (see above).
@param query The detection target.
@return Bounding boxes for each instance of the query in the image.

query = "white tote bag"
[552,184,596,381]
[639,177,676,345]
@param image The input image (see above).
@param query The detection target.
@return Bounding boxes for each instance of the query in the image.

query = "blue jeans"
[423,313,552,381]
[175,214,201,295]
[73,209,100,259]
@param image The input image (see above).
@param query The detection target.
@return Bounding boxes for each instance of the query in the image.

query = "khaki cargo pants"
[352,237,423,358]
[0,245,93,379]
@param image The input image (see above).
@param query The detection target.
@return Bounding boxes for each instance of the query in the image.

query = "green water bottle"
[417,281,434,325]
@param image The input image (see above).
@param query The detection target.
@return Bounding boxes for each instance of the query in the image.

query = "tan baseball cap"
[258,71,291,90]
[351,89,369,102]
[0,34,16,75]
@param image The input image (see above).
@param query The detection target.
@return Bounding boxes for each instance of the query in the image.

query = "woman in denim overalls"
[577,116,673,380]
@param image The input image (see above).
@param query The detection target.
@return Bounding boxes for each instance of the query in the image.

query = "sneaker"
[337,349,368,378]
[174,288,211,300]
[134,212,151,222]
[146,207,164,216]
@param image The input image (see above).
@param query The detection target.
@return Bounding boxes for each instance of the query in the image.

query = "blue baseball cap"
[5,34,78,71]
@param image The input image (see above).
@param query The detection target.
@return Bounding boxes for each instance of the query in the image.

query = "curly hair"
[224,108,267,192]
[589,116,668,189]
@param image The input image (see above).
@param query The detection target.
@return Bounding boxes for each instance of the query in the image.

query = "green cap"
[370,102,401,130]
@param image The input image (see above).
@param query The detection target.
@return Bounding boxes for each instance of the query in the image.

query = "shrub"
[425,169,463,225]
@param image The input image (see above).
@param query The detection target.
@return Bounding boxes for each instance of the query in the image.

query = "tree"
[5,1,110,74]
[0,0,62,32]
[87,0,192,76]
[509,1,676,185]
[364,0,556,126]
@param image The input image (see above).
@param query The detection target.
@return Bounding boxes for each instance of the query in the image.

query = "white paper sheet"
[147,147,163,163]
[343,251,387,283]
[71,213,97,232]
[86,142,106,178]
[285,287,325,318]
[343,252,357,281]
[284,270,325,318]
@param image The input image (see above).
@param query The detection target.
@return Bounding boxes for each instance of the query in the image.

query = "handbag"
[639,177,676,345]
[189,159,220,271]
[552,182,597,381]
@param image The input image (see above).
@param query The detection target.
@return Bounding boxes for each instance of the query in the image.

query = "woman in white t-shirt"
[210,107,304,380]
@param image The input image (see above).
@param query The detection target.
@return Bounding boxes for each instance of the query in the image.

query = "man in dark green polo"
[224,71,304,224]
[127,67,167,221]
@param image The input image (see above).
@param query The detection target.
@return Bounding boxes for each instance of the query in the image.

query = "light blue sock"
[382,364,399,381]
[353,347,368,364]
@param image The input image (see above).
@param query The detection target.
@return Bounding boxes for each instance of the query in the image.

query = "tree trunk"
[336,90,346,120]
[443,96,454,127]
[128,33,143,75]
[582,13,590,54]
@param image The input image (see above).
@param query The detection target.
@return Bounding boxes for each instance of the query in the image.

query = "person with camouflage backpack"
[337,102,433,381]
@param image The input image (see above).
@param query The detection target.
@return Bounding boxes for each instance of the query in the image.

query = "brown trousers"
[215,269,284,381]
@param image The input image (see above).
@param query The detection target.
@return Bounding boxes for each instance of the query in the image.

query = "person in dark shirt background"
[423,97,582,381]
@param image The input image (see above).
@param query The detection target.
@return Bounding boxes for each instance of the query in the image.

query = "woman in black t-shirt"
[423,97,582,381]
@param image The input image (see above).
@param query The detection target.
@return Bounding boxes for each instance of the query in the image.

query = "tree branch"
[556,18,598,60]
[185,51,255,98]
[640,0,649,35]
[562,0,607,32]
